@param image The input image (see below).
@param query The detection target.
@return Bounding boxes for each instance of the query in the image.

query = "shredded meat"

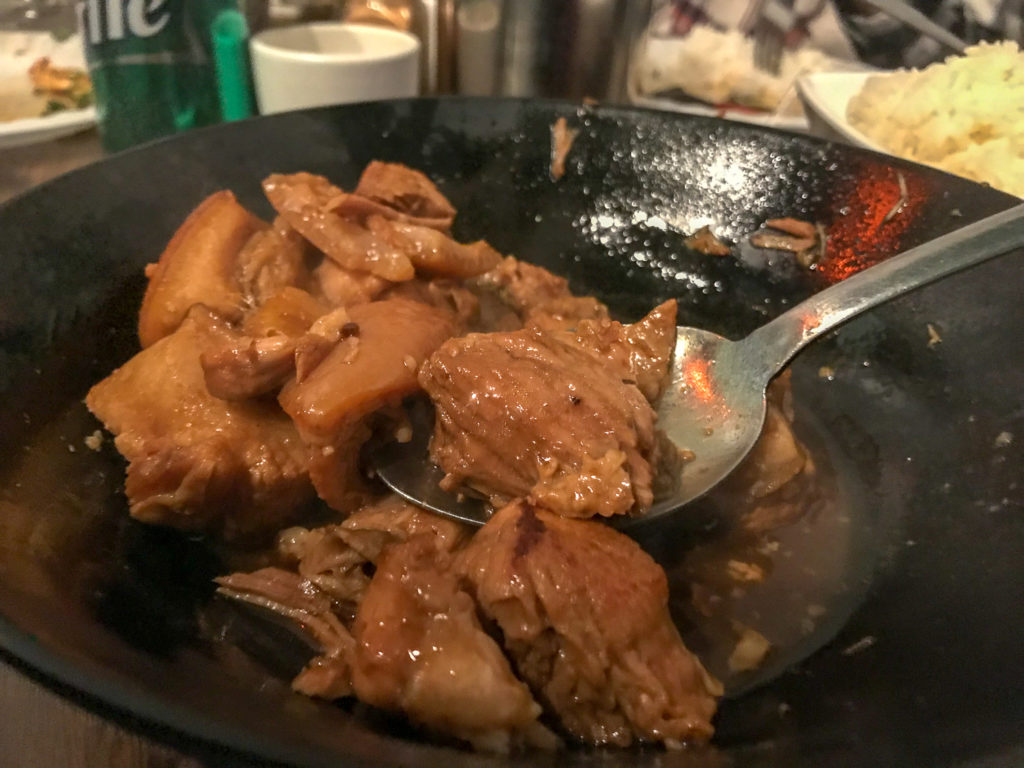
[263,172,417,282]
[419,302,675,518]
[353,533,556,751]
[313,259,391,307]
[459,501,721,747]
[215,567,356,699]
[216,497,468,700]
[86,313,314,538]
[277,495,468,605]
[235,217,310,308]
[568,299,677,401]
[474,256,609,330]
[353,160,457,230]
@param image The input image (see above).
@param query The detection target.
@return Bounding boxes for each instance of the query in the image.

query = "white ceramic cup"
[250,23,421,115]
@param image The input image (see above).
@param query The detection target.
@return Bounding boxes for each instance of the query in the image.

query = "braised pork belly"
[459,501,721,747]
[87,311,313,539]
[89,161,824,753]
[353,533,555,751]
[418,300,677,518]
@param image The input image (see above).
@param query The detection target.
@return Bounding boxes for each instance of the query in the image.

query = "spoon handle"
[739,203,1024,379]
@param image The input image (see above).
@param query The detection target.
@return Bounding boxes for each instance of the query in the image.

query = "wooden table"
[0,129,205,768]
[0,129,103,204]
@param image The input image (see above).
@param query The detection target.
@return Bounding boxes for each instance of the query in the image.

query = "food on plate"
[0,30,94,121]
[847,42,1024,198]
[88,162,821,751]
[0,56,94,122]
[635,25,844,116]
[28,56,93,113]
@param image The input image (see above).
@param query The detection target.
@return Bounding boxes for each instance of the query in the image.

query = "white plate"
[0,105,96,149]
[631,93,810,133]
[0,32,96,149]
[795,71,885,152]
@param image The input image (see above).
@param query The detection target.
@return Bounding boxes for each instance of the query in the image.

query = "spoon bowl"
[653,329,767,516]
[374,203,1024,526]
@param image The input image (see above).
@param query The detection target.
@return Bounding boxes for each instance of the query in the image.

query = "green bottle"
[79,0,249,152]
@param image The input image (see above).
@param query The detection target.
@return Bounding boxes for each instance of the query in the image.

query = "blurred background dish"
[629,91,813,132]
[0,100,95,148]
[0,30,95,148]
[628,1,866,131]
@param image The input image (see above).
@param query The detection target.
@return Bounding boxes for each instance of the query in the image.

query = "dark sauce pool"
[655,406,878,697]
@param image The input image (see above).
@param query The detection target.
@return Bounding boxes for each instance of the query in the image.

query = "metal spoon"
[374,204,1024,526]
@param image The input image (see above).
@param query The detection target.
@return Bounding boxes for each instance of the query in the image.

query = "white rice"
[847,42,1024,198]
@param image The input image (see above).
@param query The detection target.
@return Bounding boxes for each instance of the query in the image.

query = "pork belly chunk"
[138,191,265,347]
[418,301,677,518]
[264,171,500,283]
[352,160,457,230]
[353,533,555,752]
[279,298,457,511]
[86,312,313,538]
[458,501,721,747]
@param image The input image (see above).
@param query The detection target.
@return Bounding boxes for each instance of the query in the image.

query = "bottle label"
[77,0,207,67]
[80,0,171,43]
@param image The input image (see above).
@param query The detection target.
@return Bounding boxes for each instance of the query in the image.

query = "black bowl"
[0,98,1021,767]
